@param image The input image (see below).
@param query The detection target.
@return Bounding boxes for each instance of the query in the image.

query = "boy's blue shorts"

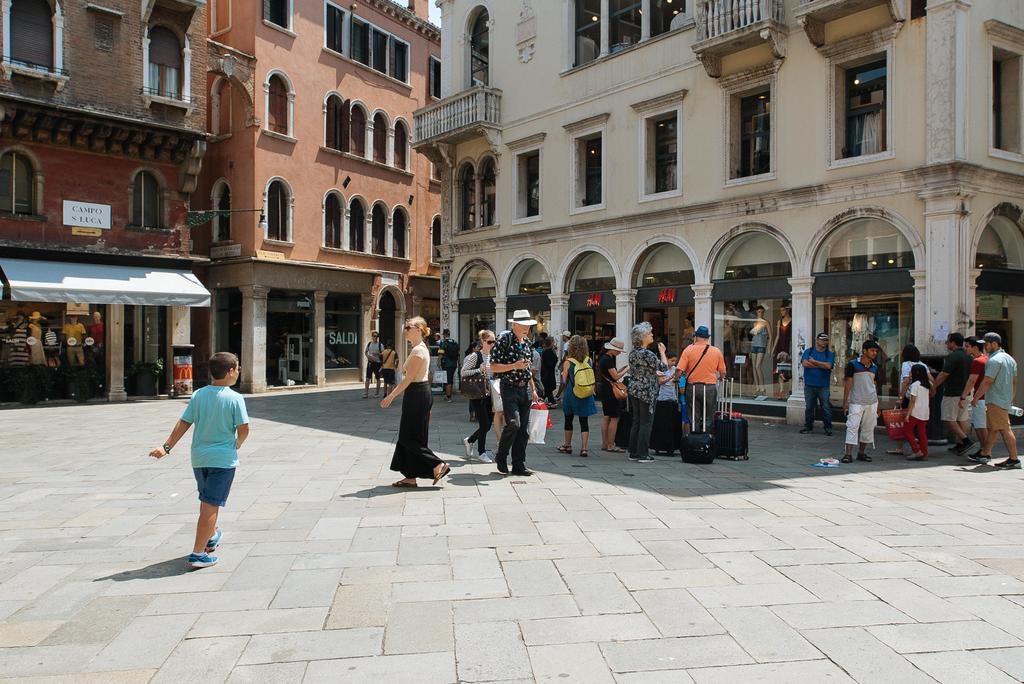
[193,467,236,507]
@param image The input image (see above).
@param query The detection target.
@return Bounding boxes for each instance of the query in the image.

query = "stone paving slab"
[1,388,1024,681]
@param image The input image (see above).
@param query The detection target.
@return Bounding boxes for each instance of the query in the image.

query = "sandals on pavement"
[557,445,573,454]
[432,463,451,485]
[392,480,417,488]
[841,455,853,464]
[579,450,589,458]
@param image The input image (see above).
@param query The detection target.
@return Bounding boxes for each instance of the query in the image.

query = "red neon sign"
[657,288,676,304]
[586,293,602,308]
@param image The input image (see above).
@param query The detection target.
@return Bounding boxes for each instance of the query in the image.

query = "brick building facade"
[0,0,210,401]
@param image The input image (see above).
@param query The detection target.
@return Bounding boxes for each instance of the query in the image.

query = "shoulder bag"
[461,351,488,400]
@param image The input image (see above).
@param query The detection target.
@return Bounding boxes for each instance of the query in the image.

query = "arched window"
[148,27,182,98]
[349,199,365,251]
[213,182,231,242]
[267,74,289,134]
[266,179,290,241]
[350,106,367,157]
[634,243,695,288]
[325,95,349,152]
[459,264,497,299]
[480,157,496,227]
[431,216,441,261]
[977,207,1024,270]
[324,193,343,248]
[10,0,54,70]
[371,203,387,255]
[569,252,615,291]
[0,151,35,215]
[469,8,490,87]
[211,78,233,135]
[512,259,551,295]
[392,208,407,258]
[131,171,162,229]
[394,121,409,170]
[814,218,914,273]
[719,233,793,280]
[459,163,476,231]
[372,113,388,164]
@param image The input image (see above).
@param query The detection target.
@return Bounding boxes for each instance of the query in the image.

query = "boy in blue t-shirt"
[150,352,249,568]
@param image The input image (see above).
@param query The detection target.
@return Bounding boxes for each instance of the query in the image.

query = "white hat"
[604,338,625,352]
[508,309,538,326]
[561,330,572,338]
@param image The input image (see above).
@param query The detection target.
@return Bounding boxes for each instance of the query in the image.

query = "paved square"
[1,388,1023,682]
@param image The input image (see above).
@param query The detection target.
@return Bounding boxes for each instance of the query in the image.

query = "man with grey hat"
[490,310,542,476]
[800,332,836,436]
[970,332,1020,469]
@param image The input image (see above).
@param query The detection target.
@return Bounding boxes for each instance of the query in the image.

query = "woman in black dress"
[381,317,450,487]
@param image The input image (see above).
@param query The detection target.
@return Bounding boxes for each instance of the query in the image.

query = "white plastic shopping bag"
[527,403,549,444]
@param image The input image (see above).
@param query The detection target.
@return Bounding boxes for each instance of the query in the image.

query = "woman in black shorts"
[598,338,628,452]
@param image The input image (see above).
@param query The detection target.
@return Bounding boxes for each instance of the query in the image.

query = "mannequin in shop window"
[27,312,46,366]
[749,305,772,398]
[5,311,29,368]
[63,315,86,367]
[773,305,792,398]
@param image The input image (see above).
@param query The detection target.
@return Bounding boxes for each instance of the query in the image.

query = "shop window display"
[715,299,791,400]
[325,294,360,370]
[0,303,106,403]
[816,294,912,404]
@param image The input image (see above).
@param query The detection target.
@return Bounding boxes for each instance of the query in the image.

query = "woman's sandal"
[886,449,905,455]
[392,480,417,488]
[557,445,573,454]
[602,446,624,453]
[841,455,853,464]
[432,463,451,485]
[579,450,589,458]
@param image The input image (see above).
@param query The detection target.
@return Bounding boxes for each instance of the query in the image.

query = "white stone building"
[414,0,1024,421]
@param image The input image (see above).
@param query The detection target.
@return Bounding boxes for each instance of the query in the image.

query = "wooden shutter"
[373,114,387,163]
[325,96,338,149]
[394,123,407,169]
[10,0,54,69]
[350,107,365,156]
[268,76,288,134]
[340,99,351,152]
[149,27,180,68]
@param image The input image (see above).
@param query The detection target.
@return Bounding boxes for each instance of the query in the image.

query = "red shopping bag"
[882,409,908,441]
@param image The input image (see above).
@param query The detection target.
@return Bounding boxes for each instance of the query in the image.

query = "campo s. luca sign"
[63,200,112,230]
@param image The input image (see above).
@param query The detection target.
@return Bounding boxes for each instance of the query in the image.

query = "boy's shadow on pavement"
[93,557,192,581]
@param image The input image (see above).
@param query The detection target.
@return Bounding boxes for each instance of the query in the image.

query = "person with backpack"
[438,329,461,403]
[557,335,597,457]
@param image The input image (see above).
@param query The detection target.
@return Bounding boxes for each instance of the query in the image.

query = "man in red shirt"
[676,326,726,433]
[962,336,988,459]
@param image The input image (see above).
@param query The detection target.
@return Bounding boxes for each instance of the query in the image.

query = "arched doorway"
[566,251,617,356]
[378,290,398,351]
[458,263,497,351]
[633,242,696,351]
[975,203,1024,406]
[507,258,551,340]
[712,231,794,402]
[812,216,916,404]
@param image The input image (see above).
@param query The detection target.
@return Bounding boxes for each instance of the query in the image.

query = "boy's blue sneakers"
[206,528,223,552]
[187,552,218,569]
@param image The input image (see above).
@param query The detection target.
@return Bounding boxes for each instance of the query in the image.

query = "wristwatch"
[162,443,172,455]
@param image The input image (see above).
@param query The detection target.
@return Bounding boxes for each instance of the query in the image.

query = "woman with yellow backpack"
[556,335,597,457]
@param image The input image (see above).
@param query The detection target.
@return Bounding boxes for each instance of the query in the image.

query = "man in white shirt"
[363,332,384,398]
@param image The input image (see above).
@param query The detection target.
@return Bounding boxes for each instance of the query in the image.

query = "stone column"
[312,291,327,387]
[106,303,127,402]
[549,293,570,339]
[493,297,508,335]
[692,283,713,332]
[239,285,268,393]
[920,188,973,353]
[925,0,971,164]
[966,268,981,335]
[361,295,373,381]
[641,0,651,40]
[613,288,636,341]
[912,269,929,352]
[786,277,815,425]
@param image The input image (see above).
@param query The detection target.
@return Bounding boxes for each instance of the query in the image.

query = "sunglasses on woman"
[483,339,495,345]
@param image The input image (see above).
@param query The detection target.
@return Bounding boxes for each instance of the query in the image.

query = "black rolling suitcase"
[714,379,749,461]
[681,384,715,464]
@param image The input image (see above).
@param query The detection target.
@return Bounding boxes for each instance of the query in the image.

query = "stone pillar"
[692,283,713,332]
[600,0,610,56]
[239,285,268,393]
[106,303,127,402]
[613,288,636,341]
[925,0,971,164]
[920,188,973,353]
[786,277,815,425]
[312,291,327,387]
[966,268,981,335]
[493,297,508,334]
[641,0,651,40]
[361,295,373,380]
[549,293,569,339]
[912,269,929,351]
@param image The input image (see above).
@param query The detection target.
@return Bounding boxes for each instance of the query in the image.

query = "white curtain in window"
[861,112,881,156]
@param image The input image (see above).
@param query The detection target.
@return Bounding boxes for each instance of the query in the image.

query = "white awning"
[0,258,210,307]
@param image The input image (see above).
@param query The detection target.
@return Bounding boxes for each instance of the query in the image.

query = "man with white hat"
[490,310,542,476]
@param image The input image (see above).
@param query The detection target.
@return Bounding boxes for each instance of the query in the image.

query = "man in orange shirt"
[676,326,726,433]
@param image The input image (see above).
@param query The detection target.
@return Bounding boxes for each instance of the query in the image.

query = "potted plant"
[130,358,164,397]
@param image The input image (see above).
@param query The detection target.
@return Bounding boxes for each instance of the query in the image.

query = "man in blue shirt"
[971,332,1019,469]
[800,332,835,436]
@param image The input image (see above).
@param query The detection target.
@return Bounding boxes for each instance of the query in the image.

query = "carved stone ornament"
[516,0,537,64]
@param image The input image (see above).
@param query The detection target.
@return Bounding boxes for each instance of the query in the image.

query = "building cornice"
[364,0,441,42]
[631,89,688,113]
[984,19,1024,47]
[562,112,610,134]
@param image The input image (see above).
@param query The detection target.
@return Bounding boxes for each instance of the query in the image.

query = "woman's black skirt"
[390,382,445,479]
[649,399,682,453]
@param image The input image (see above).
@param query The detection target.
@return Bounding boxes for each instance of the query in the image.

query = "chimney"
[407,0,428,20]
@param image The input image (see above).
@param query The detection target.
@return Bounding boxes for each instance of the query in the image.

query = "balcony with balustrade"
[412,86,502,153]
[691,0,787,78]
[793,0,905,48]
